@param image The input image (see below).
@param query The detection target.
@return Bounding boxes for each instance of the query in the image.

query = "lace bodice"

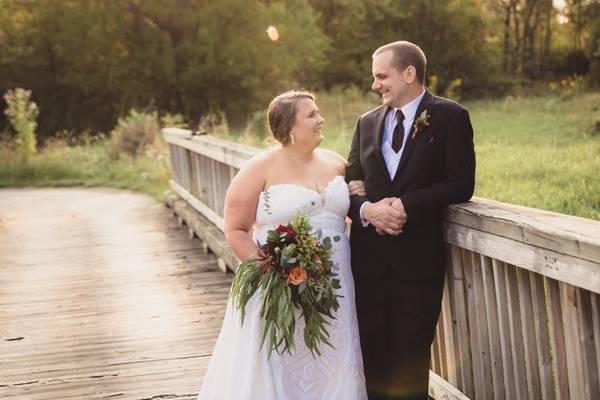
[254,175,349,241]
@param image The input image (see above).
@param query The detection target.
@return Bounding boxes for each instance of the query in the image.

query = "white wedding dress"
[197,175,367,400]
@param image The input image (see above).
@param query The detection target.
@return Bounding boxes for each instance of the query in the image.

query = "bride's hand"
[348,180,366,196]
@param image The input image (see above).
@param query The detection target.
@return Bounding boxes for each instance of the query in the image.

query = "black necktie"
[392,109,405,153]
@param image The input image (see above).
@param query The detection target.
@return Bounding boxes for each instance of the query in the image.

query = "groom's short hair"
[373,41,427,84]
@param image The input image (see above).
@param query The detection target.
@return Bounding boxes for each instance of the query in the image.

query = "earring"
[290,134,295,145]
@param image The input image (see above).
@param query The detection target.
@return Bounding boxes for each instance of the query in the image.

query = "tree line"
[0,0,598,139]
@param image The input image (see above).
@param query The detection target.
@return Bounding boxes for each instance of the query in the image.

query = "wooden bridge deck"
[0,188,231,400]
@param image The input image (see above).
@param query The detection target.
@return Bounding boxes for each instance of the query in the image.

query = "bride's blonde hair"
[267,90,315,145]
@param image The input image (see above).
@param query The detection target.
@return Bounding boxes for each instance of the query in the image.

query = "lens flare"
[266,26,279,41]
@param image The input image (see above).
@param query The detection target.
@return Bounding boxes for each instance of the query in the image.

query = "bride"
[197,90,367,399]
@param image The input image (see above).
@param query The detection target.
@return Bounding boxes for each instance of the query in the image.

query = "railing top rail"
[163,128,261,169]
[446,197,600,264]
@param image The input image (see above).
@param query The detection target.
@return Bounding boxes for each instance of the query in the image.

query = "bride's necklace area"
[280,147,329,198]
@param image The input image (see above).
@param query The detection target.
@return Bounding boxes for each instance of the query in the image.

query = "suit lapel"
[374,106,392,183]
[393,90,434,182]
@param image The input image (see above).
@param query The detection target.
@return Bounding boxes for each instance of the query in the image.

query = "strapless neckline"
[261,175,344,208]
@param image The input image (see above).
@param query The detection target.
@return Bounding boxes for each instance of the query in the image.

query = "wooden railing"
[163,127,600,400]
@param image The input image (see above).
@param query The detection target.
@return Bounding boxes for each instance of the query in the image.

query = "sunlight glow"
[266,26,279,41]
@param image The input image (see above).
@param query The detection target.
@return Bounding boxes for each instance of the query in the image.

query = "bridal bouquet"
[231,215,342,357]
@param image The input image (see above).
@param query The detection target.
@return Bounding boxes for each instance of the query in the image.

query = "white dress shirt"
[359,89,426,225]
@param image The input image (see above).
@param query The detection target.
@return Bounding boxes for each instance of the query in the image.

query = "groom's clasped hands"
[348,180,407,236]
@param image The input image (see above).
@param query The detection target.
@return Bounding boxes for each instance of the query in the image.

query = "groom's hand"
[362,198,406,236]
[348,180,366,197]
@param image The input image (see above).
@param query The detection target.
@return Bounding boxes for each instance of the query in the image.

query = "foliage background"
[1,0,598,139]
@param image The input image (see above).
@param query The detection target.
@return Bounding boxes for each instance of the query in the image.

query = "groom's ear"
[405,66,417,84]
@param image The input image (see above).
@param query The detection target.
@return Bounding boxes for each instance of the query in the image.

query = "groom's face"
[371,50,408,108]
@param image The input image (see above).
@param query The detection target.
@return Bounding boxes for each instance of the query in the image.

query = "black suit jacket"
[346,90,475,280]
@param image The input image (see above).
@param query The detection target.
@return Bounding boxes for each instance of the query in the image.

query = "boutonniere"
[412,110,431,139]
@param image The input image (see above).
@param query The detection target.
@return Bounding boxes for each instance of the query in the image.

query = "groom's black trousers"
[354,271,444,400]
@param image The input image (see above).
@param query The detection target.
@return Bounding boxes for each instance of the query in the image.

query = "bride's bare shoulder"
[316,148,347,174]
[235,147,283,184]
[243,147,282,170]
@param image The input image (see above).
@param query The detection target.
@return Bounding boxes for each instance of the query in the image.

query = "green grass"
[1,90,598,220]
[0,141,170,201]
[467,93,600,220]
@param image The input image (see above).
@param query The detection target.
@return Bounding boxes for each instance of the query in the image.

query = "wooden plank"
[0,188,232,400]
[444,222,600,294]
[560,282,585,399]
[529,273,553,400]
[492,260,517,400]
[429,370,471,400]
[441,260,459,387]
[165,191,239,272]
[480,255,505,400]
[464,251,492,400]
[215,160,232,217]
[445,197,600,265]
[162,131,260,170]
[448,245,473,397]
[190,152,202,198]
[505,266,529,400]
[435,309,449,380]
[198,154,214,209]
[544,277,570,400]
[432,329,441,375]
[592,293,600,396]
[516,268,542,399]
[169,179,225,232]
[576,288,600,398]
[208,158,220,216]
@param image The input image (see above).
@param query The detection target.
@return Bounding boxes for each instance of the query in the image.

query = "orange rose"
[287,266,308,285]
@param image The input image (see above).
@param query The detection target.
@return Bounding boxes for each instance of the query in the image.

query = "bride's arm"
[223,157,266,261]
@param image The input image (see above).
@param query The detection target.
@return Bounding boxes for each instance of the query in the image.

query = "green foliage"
[3,88,38,161]
[548,75,589,99]
[109,109,160,158]
[309,0,499,95]
[1,0,599,137]
[0,0,328,136]
[0,139,170,201]
[160,113,188,129]
[244,111,269,140]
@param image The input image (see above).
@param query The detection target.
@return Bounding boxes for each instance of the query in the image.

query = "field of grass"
[1,90,598,220]
[467,93,599,220]
[0,141,170,201]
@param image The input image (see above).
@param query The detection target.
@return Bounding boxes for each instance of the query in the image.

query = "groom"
[346,41,476,400]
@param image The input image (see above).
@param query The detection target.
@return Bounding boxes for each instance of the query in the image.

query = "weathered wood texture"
[0,188,231,399]
[164,129,600,400]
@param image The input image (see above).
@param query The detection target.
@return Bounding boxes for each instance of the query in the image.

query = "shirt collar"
[392,88,426,123]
